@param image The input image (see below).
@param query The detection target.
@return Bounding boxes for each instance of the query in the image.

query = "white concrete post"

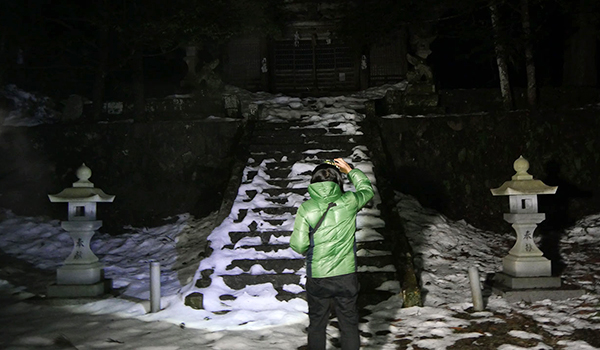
[150,261,161,313]
[468,266,484,311]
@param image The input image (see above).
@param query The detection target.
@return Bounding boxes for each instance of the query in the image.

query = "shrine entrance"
[272,38,358,94]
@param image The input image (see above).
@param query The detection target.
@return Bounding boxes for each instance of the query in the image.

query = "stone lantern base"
[47,279,112,298]
[494,272,561,290]
[57,261,103,285]
[492,256,585,303]
[502,254,552,277]
[48,264,112,298]
[492,274,585,303]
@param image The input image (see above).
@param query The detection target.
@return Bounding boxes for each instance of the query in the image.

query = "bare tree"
[520,0,537,108]
[91,1,111,121]
[562,1,598,87]
[489,1,513,110]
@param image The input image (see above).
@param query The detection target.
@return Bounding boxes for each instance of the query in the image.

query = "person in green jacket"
[290,158,374,350]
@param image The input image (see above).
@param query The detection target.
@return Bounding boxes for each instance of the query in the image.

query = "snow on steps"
[184,115,401,315]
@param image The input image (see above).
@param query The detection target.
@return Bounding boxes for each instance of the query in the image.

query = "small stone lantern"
[47,163,115,297]
[490,156,560,291]
[181,44,199,87]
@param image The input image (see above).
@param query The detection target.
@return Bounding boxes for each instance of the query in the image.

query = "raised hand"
[334,158,352,174]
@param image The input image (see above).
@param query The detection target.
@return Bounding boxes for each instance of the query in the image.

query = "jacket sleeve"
[290,205,310,254]
[347,168,374,210]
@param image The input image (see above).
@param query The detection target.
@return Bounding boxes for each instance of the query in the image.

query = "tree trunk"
[129,0,145,121]
[563,11,597,86]
[490,3,513,111]
[92,25,110,121]
[521,0,537,108]
[0,37,5,87]
[132,47,145,120]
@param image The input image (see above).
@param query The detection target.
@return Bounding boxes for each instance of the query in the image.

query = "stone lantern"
[47,163,115,297]
[491,156,583,301]
[180,44,199,88]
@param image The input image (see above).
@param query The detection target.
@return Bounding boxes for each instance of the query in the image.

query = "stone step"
[249,142,359,154]
[264,161,295,170]
[253,120,364,131]
[226,256,395,274]
[223,243,292,253]
[236,218,290,230]
[224,240,391,253]
[261,188,308,197]
[252,128,326,139]
[248,149,358,163]
[229,230,292,245]
[264,178,308,189]
[274,288,396,309]
[243,187,308,205]
[303,150,366,161]
[226,258,304,273]
[248,151,308,164]
[264,168,292,179]
[274,289,305,302]
[221,273,300,290]
[262,219,288,227]
[265,196,291,205]
[221,271,397,291]
[228,228,388,244]
[253,126,328,136]
[243,168,309,183]
[252,207,298,216]
[253,121,320,130]
[253,133,365,146]
[358,291,397,309]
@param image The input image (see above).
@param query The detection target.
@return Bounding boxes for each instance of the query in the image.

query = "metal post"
[150,261,161,313]
[468,266,484,311]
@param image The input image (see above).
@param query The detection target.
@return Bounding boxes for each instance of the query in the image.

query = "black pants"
[306,273,360,350]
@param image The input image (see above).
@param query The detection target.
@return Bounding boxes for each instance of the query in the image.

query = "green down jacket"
[290,168,374,278]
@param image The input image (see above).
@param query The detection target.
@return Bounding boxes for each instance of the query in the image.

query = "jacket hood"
[308,181,342,202]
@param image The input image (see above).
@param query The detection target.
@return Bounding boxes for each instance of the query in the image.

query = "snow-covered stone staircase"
[184,97,401,321]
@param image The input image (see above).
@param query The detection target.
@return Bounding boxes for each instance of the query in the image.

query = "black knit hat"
[310,163,344,191]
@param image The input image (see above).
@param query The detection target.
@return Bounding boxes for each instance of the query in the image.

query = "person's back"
[291,158,374,350]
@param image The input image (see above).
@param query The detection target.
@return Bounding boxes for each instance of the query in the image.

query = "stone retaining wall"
[0,119,243,233]
[369,108,600,233]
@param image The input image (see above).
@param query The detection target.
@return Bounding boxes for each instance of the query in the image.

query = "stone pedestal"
[47,220,112,297]
[501,213,551,277]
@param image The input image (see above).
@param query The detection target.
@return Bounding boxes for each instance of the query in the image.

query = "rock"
[195,269,213,288]
[289,101,303,109]
[184,292,204,309]
[61,94,85,122]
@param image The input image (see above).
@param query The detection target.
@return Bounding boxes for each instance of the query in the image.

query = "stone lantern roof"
[48,164,115,203]
[491,156,557,196]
